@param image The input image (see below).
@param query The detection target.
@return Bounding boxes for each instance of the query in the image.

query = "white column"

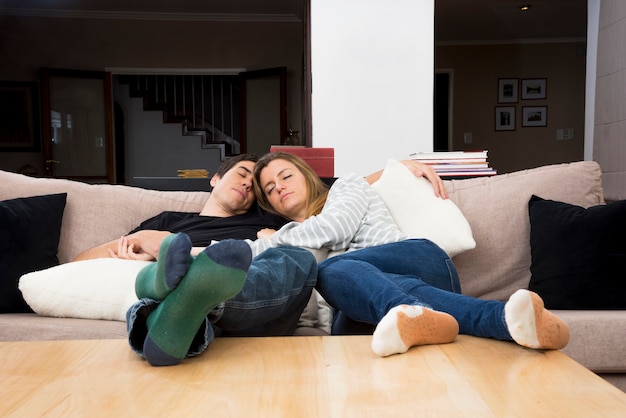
[310,0,435,175]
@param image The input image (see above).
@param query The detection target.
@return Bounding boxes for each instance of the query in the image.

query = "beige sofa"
[0,161,624,391]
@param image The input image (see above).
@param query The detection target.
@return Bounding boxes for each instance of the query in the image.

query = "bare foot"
[371,305,459,357]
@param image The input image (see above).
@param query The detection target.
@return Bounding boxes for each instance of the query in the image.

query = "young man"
[74,154,318,366]
[73,154,288,261]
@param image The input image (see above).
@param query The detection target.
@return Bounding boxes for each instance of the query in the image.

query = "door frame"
[40,67,114,182]
[239,66,287,154]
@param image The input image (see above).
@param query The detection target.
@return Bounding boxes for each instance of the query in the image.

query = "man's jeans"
[317,239,512,341]
[127,246,317,359]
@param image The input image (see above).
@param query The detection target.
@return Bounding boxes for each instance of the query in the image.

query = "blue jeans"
[317,239,512,341]
[127,246,317,358]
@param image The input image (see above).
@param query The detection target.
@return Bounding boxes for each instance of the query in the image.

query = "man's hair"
[215,153,259,178]
[253,151,329,219]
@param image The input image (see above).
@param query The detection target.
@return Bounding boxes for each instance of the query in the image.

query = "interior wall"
[436,42,586,174]
[310,0,434,175]
[593,0,626,201]
[0,15,303,174]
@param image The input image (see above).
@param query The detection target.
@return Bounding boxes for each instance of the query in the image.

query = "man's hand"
[108,230,173,260]
[107,236,155,261]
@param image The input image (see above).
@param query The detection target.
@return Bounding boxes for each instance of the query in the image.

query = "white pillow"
[19,258,150,322]
[371,159,476,257]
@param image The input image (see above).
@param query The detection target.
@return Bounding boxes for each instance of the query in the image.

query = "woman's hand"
[257,228,277,240]
[400,159,448,199]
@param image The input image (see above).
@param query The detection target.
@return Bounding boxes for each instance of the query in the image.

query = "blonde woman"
[252,152,569,356]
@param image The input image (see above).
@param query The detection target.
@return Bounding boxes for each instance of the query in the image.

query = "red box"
[270,146,335,178]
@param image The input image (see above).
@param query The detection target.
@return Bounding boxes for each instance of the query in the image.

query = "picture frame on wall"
[497,78,518,103]
[0,81,40,152]
[521,78,547,100]
[522,106,548,127]
[495,106,516,131]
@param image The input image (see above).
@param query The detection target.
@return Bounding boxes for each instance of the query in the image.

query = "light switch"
[556,129,574,140]
[464,132,473,144]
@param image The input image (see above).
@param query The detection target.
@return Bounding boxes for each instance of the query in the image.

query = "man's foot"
[135,233,193,300]
[504,289,570,350]
[143,240,252,366]
[371,305,459,357]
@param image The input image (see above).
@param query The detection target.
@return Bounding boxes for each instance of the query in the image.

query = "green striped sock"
[143,239,251,366]
[135,233,192,301]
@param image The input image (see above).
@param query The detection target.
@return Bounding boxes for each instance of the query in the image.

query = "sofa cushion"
[0,193,66,313]
[527,195,626,309]
[0,313,127,341]
[555,310,626,373]
[372,159,476,257]
[0,170,211,263]
[445,161,604,301]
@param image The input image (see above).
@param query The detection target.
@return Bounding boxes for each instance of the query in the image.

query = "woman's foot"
[504,289,570,350]
[371,305,459,357]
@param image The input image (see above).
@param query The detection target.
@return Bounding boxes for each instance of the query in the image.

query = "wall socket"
[556,128,574,140]
[464,132,473,144]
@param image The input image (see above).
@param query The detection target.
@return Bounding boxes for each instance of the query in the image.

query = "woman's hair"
[253,151,329,219]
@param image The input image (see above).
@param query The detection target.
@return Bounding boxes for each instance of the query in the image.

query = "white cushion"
[19,259,149,322]
[371,159,476,257]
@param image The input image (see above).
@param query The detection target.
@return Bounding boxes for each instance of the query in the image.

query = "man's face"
[210,160,256,215]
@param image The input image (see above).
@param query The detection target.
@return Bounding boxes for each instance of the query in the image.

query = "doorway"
[40,68,114,183]
[434,71,452,152]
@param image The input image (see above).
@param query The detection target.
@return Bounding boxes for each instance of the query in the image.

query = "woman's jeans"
[127,246,318,359]
[317,239,512,341]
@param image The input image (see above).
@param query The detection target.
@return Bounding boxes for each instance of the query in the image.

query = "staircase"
[119,74,241,159]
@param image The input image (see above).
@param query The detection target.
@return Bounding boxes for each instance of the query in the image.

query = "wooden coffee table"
[1,335,625,417]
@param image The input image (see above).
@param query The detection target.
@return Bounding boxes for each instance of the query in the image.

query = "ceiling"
[435,0,587,43]
[0,0,588,43]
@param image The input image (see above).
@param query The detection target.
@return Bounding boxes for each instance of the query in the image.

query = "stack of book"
[409,150,497,177]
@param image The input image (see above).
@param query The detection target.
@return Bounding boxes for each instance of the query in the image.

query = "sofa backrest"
[445,161,604,300]
[0,171,210,263]
[0,161,605,301]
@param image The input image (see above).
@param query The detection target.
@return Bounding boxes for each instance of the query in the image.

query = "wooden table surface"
[1,335,625,417]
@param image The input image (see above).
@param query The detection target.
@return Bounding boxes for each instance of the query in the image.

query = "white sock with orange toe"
[504,289,570,350]
[371,305,459,357]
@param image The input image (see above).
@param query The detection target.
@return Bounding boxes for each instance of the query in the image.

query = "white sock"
[371,305,459,357]
[504,289,570,350]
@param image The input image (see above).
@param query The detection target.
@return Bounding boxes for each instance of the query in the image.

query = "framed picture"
[497,78,518,103]
[0,81,40,152]
[522,106,548,127]
[495,106,516,131]
[521,78,547,100]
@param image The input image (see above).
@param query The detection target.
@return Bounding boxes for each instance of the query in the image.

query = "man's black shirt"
[128,202,288,246]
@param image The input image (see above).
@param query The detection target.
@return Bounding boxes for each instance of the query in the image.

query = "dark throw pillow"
[0,193,67,313]
[528,195,626,309]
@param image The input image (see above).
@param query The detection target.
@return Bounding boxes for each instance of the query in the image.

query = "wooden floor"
[1,335,626,417]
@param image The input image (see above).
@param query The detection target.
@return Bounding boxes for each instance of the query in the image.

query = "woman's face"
[258,158,308,222]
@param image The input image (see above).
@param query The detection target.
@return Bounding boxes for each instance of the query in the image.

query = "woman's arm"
[365,159,448,199]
